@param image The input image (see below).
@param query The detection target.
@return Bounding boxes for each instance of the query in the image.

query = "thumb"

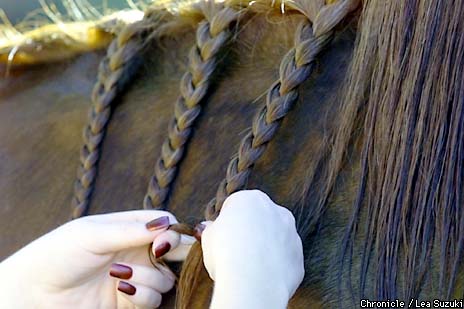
[70,211,178,253]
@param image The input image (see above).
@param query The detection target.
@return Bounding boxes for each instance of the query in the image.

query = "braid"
[71,21,148,218]
[143,4,240,210]
[205,0,359,220]
[174,1,361,307]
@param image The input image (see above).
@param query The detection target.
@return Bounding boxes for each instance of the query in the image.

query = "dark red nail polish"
[118,281,136,295]
[146,216,170,231]
[154,242,171,258]
[109,263,132,280]
[193,223,206,242]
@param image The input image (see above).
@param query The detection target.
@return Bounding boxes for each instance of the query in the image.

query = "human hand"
[199,190,304,309]
[0,210,194,308]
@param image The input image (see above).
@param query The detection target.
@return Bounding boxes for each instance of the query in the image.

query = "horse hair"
[62,0,464,304]
[71,9,191,218]
[298,0,464,301]
[71,18,147,218]
[204,18,332,220]
[177,1,358,307]
[143,3,241,210]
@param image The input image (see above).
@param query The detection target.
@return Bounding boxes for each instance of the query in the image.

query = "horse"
[1,0,463,307]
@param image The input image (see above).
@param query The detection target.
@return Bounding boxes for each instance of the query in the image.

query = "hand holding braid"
[72,22,146,218]
[143,5,240,210]
[205,0,359,220]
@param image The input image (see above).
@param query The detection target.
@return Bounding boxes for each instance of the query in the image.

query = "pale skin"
[0,190,304,308]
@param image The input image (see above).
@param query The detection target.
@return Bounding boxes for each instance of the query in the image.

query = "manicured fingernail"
[109,263,132,280]
[193,223,206,242]
[118,281,136,295]
[154,242,171,258]
[146,216,170,231]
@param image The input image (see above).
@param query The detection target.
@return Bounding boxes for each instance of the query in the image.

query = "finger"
[110,263,175,293]
[222,189,272,210]
[197,221,213,241]
[82,210,178,225]
[163,235,196,261]
[276,205,296,228]
[70,210,180,253]
[199,221,215,279]
[151,230,180,259]
[154,263,177,282]
[117,281,162,308]
[79,219,172,253]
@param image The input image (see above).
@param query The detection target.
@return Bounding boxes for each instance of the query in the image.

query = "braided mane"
[143,3,241,210]
[64,0,358,306]
[9,0,464,305]
[72,11,177,218]
[62,0,358,306]
[72,20,144,218]
[71,0,358,217]
[177,0,358,307]
[205,18,333,220]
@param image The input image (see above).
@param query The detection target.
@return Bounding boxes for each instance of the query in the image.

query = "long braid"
[205,0,360,219]
[71,19,152,218]
[178,1,360,307]
[205,20,331,219]
[143,4,240,210]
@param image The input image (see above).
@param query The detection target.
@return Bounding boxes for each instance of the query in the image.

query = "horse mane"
[176,0,359,307]
[60,3,358,307]
[298,0,464,301]
[15,0,463,305]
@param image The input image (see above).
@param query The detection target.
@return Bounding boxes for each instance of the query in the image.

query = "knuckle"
[224,190,250,206]
[248,189,273,204]
[282,207,296,222]
[225,189,268,206]
[159,282,173,294]
[167,278,175,291]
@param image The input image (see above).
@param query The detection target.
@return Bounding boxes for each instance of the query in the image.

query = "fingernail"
[109,263,132,280]
[146,216,170,231]
[193,223,206,242]
[154,242,171,258]
[118,281,136,295]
